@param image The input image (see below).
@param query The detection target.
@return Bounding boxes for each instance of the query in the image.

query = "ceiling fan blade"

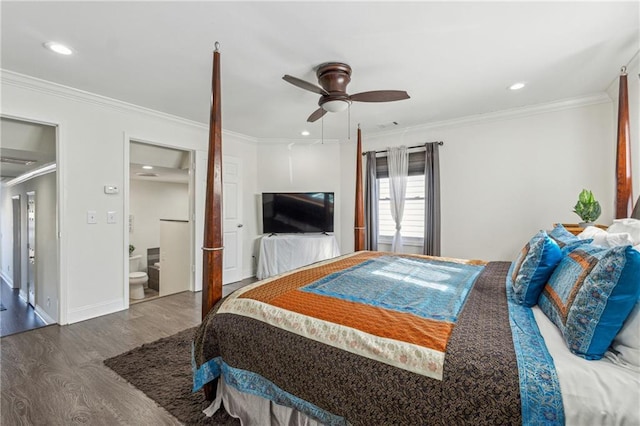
[349,90,410,103]
[283,75,329,96]
[307,108,327,123]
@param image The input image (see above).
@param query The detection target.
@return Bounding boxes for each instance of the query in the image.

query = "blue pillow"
[510,231,563,307]
[548,224,591,252]
[538,244,640,359]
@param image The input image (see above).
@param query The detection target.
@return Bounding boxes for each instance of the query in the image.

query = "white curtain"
[387,146,408,252]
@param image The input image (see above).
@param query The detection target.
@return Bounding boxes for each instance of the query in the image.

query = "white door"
[159,220,191,296]
[223,156,243,284]
[12,196,21,291]
[26,191,36,307]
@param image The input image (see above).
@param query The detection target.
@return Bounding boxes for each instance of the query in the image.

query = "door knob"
[237,224,243,228]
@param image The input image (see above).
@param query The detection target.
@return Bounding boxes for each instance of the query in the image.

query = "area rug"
[104,327,239,425]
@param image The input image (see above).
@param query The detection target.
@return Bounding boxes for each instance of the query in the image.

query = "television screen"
[262,192,334,234]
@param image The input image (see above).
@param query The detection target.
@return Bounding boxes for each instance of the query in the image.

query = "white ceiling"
[130,141,190,184]
[1,1,638,141]
[0,117,56,181]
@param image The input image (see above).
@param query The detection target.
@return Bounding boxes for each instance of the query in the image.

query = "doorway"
[26,191,36,307]
[12,195,21,291]
[1,115,58,335]
[127,140,194,305]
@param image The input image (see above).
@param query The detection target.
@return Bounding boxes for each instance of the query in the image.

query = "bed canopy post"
[354,124,365,251]
[202,42,224,320]
[615,66,633,218]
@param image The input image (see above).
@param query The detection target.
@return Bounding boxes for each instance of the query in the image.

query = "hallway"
[0,279,48,337]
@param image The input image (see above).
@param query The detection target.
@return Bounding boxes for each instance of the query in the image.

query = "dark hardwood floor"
[1,278,255,425]
[1,279,48,337]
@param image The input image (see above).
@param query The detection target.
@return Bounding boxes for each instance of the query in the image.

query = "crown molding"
[366,92,612,140]
[223,129,259,144]
[2,69,613,144]
[1,70,211,128]
[1,69,259,144]
[258,138,341,145]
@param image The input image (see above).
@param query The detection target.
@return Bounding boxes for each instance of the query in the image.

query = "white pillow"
[608,218,640,245]
[577,226,634,247]
[607,301,640,371]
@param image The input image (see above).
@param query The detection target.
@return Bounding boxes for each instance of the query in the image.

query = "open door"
[26,191,36,307]
[12,195,21,290]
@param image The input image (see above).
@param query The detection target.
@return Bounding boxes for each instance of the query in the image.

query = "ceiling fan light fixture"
[322,99,350,113]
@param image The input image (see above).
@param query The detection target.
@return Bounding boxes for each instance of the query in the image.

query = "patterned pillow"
[549,224,594,253]
[510,231,562,307]
[538,244,640,359]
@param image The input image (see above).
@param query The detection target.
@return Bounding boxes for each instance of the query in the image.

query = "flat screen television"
[262,192,334,234]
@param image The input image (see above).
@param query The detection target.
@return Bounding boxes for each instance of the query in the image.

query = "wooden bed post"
[202,43,224,320]
[615,66,633,218]
[354,124,365,251]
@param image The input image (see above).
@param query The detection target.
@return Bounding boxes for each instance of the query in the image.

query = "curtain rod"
[362,141,444,156]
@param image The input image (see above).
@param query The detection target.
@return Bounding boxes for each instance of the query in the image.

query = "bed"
[194,48,640,425]
[192,248,639,425]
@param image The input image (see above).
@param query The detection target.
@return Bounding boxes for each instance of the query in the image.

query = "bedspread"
[193,252,562,425]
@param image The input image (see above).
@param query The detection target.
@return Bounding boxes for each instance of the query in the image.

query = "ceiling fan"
[283,62,410,122]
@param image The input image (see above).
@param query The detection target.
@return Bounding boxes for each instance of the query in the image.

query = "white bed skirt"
[204,376,325,426]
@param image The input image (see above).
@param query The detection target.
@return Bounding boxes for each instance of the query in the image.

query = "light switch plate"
[107,211,117,224]
[87,210,97,224]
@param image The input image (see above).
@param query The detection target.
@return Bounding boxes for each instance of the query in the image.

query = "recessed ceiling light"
[43,41,73,55]
[509,82,526,91]
[301,130,310,136]
[142,165,154,170]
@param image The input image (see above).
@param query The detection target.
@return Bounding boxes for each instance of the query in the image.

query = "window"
[378,175,425,243]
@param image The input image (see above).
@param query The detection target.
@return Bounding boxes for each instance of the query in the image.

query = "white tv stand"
[256,234,340,280]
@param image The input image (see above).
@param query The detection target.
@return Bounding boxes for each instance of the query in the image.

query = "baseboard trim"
[0,270,13,288]
[35,304,56,324]
[67,298,125,324]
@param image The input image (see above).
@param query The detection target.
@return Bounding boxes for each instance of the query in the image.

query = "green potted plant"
[129,244,135,255]
[573,189,601,226]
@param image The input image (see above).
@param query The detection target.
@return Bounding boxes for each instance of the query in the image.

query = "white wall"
[129,179,189,269]
[256,141,343,254]
[1,71,259,324]
[2,66,629,324]
[340,98,616,261]
[0,172,58,322]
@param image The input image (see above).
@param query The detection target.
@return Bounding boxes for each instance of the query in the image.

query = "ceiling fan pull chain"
[321,113,324,144]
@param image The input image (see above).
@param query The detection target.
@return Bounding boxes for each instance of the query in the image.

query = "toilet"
[129,254,148,300]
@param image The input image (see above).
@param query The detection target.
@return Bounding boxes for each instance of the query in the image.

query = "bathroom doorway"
[127,140,194,305]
